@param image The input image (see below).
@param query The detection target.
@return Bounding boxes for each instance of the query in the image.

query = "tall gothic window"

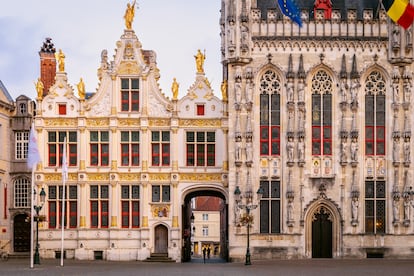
[365,181,386,234]
[365,71,386,156]
[311,70,332,155]
[259,180,281,233]
[260,70,281,156]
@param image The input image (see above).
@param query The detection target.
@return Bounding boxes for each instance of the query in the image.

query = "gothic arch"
[303,197,343,258]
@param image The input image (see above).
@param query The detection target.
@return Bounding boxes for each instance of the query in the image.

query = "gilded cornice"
[149,173,170,181]
[180,173,222,182]
[86,118,109,127]
[44,173,77,182]
[88,173,110,181]
[179,119,221,127]
[44,118,77,127]
[149,118,170,127]
[117,61,141,75]
[119,173,140,181]
[118,118,140,127]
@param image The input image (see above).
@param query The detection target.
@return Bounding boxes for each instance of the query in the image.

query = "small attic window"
[19,103,27,114]
[196,104,205,116]
[58,104,67,115]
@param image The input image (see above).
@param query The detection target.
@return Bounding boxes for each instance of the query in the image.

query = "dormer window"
[121,78,139,112]
[196,104,205,116]
[19,103,27,114]
[58,104,67,115]
[313,0,332,19]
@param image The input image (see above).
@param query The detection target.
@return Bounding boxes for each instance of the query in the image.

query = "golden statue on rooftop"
[124,0,137,30]
[55,49,65,72]
[77,78,86,99]
[35,78,44,99]
[194,49,206,73]
[171,78,179,100]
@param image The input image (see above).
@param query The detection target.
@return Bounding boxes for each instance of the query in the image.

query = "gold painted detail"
[151,204,170,218]
[149,173,170,181]
[179,119,221,127]
[80,160,85,170]
[44,118,77,127]
[118,118,140,127]
[44,173,77,182]
[111,216,117,227]
[88,173,110,181]
[118,61,140,75]
[180,173,222,182]
[111,160,117,170]
[172,216,179,228]
[142,216,148,227]
[149,118,170,127]
[86,118,109,127]
[79,216,86,227]
[119,173,140,181]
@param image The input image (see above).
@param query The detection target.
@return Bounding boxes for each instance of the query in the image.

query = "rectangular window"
[151,185,170,202]
[90,185,109,228]
[15,131,29,160]
[14,178,30,208]
[186,131,215,166]
[365,181,386,234]
[121,78,139,112]
[90,131,109,166]
[312,94,332,155]
[365,94,386,156]
[121,131,140,166]
[202,214,208,221]
[151,131,170,166]
[259,180,281,234]
[48,185,77,229]
[48,131,77,167]
[202,226,209,236]
[58,104,67,115]
[196,104,205,116]
[121,185,140,228]
[260,93,280,156]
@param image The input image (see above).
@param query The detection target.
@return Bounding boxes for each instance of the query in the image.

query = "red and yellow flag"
[383,0,414,29]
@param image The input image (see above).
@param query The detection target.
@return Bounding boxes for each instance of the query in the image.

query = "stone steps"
[144,253,175,263]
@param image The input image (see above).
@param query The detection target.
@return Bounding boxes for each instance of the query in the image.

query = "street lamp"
[34,187,46,265]
[234,185,264,265]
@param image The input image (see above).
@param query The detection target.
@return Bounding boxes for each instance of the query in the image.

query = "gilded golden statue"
[55,49,65,72]
[194,49,206,73]
[221,80,228,101]
[124,0,136,30]
[77,78,86,99]
[35,78,44,99]
[171,78,179,100]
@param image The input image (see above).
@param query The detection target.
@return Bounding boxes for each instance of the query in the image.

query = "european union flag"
[278,0,303,27]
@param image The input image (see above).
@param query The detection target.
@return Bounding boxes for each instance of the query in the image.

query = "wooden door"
[154,225,168,254]
[14,214,30,252]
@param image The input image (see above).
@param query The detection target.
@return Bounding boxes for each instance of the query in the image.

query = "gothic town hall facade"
[23,0,414,261]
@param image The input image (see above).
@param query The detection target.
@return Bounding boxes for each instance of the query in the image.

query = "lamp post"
[34,187,46,265]
[234,185,264,265]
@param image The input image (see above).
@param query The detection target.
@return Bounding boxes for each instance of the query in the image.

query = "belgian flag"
[382,0,414,29]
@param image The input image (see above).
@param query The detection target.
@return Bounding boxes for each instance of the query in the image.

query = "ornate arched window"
[364,70,386,234]
[365,71,386,156]
[311,70,333,156]
[259,70,281,156]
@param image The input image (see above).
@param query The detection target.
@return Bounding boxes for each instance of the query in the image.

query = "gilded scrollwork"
[179,119,221,127]
[86,118,109,127]
[44,118,77,127]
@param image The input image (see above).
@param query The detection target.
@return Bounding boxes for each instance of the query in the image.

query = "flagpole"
[30,168,35,269]
[60,137,67,267]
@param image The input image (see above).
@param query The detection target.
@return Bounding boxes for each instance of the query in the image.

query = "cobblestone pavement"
[1,258,414,276]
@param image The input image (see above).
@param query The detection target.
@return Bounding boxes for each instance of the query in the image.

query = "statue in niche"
[228,21,235,46]
[221,80,228,101]
[240,24,248,45]
[340,79,348,103]
[350,138,358,162]
[288,110,294,132]
[124,0,136,30]
[286,81,294,102]
[393,198,400,222]
[393,24,401,47]
[287,137,294,162]
[406,27,413,47]
[235,81,242,104]
[404,137,411,163]
[341,138,347,162]
[350,79,360,104]
[297,137,305,161]
[351,199,359,221]
[235,136,242,162]
[393,137,401,163]
[194,49,206,73]
[297,79,305,102]
[298,108,305,131]
[287,201,293,222]
[246,81,253,103]
[404,79,412,103]
[393,80,400,103]
[404,199,410,221]
[245,141,253,162]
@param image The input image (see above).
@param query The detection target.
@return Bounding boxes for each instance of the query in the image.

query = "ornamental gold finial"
[194,49,206,73]
[77,78,86,99]
[55,49,65,72]
[124,0,137,30]
[171,78,179,100]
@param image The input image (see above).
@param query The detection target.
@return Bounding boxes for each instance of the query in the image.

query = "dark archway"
[13,213,30,252]
[182,190,228,262]
[312,206,333,258]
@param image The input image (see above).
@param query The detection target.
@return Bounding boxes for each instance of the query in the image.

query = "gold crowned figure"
[124,0,137,30]
[55,49,65,72]
[77,78,86,99]
[221,80,228,101]
[171,78,179,100]
[194,49,206,73]
[35,78,44,99]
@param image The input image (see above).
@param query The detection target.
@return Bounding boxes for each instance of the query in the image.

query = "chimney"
[39,37,56,97]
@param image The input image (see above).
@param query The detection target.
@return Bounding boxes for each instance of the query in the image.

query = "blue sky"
[0,0,221,100]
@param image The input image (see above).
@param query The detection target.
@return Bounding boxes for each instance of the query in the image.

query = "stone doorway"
[311,206,333,258]
[154,224,168,254]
